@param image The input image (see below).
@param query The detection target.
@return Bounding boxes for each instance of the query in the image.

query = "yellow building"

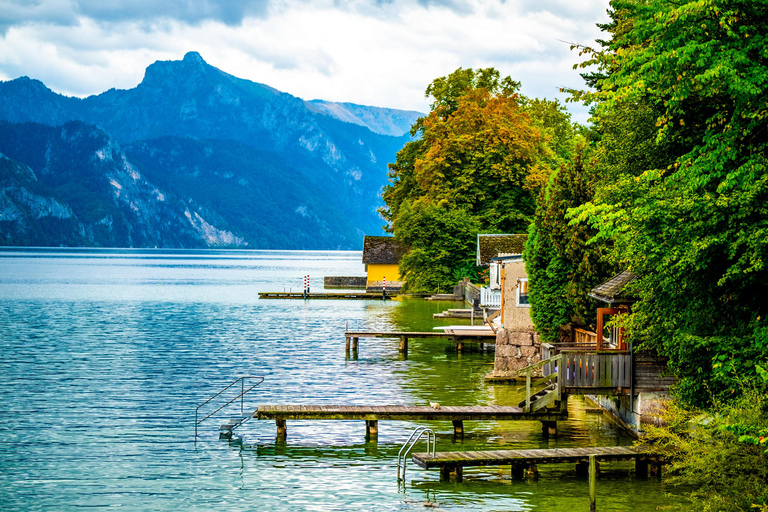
[362,236,407,292]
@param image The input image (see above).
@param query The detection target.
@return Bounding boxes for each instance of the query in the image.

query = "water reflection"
[0,249,680,511]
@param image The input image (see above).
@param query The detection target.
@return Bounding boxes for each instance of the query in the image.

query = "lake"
[0,248,682,511]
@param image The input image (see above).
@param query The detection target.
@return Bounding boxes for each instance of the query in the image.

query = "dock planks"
[413,445,642,468]
[256,404,565,421]
[259,292,392,300]
[412,445,659,482]
[255,404,568,438]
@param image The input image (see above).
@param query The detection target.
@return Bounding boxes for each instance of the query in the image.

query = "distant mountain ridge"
[0,52,423,249]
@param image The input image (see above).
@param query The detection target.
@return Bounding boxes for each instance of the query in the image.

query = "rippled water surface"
[0,248,682,511]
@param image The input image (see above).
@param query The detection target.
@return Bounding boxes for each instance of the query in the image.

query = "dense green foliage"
[383,68,574,291]
[525,145,613,342]
[565,0,768,406]
[644,378,768,511]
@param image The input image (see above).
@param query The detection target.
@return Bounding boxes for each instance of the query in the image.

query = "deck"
[412,445,660,481]
[344,329,496,353]
[254,404,567,438]
[259,292,393,300]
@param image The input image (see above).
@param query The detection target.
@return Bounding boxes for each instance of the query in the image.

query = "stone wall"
[593,392,671,435]
[324,276,367,288]
[485,327,541,381]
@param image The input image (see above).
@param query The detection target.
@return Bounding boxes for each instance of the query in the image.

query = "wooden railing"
[541,344,631,390]
[574,328,598,345]
[519,355,562,412]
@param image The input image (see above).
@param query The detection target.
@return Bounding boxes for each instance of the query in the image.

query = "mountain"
[0,52,423,249]
[124,136,363,249]
[306,100,421,137]
[0,121,244,248]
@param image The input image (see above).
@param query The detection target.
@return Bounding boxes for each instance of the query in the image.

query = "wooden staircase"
[518,383,558,412]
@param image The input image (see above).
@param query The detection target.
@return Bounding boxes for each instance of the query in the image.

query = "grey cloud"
[0,0,271,31]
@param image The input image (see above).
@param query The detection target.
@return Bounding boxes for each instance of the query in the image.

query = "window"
[517,278,530,307]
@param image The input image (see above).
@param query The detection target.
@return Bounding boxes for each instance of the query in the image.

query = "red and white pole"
[382,276,386,300]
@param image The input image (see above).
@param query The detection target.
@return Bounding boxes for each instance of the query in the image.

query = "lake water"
[0,248,682,511]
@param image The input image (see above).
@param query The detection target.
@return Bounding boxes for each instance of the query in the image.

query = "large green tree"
[382,68,573,291]
[570,0,768,405]
[525,143,613,342]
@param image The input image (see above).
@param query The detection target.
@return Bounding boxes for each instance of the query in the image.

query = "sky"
[0,0,610,124]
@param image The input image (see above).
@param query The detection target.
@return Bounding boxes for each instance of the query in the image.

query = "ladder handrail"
[397,427,435,481]
[195,375,264,439]
[523,354,562,412]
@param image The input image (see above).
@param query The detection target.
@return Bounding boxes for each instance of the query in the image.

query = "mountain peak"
[183,51,206,65]
[139,52,217,91]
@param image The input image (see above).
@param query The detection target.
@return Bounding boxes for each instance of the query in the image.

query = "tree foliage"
[643,380,768,511]
[566,0,768,406]
[525,143,613,342]
[382,68,574,291]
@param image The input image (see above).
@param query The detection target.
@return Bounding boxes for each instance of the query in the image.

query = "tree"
[382,68,571,291]
[525,143,613,342]
[568,0,768,405]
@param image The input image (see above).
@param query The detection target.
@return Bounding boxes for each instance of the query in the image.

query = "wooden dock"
[344,329,496,353]
[254,404,567,438]
[259,292,393,300]
[412,445,661,481]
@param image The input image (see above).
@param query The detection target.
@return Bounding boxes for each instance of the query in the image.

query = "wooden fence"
[542,348,631,390]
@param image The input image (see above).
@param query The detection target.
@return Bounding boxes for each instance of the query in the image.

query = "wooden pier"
[254,404,567,438]
[259,292,393,300]
[344,329,496,353]
[412,445,661,482]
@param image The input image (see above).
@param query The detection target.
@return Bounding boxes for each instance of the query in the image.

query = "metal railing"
[195,375,264,440]
[397,427,435,481]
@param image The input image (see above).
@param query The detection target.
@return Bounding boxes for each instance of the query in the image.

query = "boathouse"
[362,235,407,292]
[474,237,549,381]
[476,234,527,303]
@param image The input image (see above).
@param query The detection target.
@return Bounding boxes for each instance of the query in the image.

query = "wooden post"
[452,420,464,438]
[352,337,359,351]
[649,458,662,478]
[440,465,463,482]
[589,454,597,511]
[635,458,648,478]
[276,418,287,437]
[398,336,408,353]
[525,370,532,412]
[541,421,557,437]
[365,420,378,438]
[510,463,525,480]
[457,340,464,352]
[345,336,351,353]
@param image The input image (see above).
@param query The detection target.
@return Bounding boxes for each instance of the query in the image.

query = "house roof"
[589,271,638,304]
[362,236,408,264]
[476,234,527,266]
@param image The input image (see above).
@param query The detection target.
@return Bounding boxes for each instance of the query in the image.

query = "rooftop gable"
[476,233,527,266]
[362,236,408,264]
[589,270,638,304]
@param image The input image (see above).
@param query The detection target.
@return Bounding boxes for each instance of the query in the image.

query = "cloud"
[0,0,271,31]
[0,0,609,123]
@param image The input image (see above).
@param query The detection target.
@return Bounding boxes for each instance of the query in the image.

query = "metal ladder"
[397,427,435,480]
[195,375,264,440]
